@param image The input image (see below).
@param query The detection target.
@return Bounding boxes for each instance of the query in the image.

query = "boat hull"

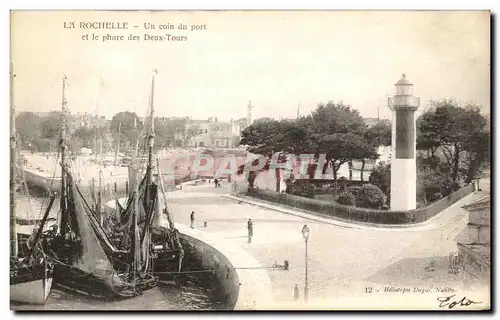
[150,226,183,281]
[53,264,157,300]
[23,167,130,194]
[10,263,53,304]
[22,169,61,193]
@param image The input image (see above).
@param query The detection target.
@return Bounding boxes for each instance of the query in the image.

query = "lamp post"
[301,224,310,302]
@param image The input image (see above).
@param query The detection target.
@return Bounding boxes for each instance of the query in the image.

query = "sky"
[11,10,490,121]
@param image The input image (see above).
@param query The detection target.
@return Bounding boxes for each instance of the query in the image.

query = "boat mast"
[114,122,121,166]
[10,60,18,258]
[97,132,103,225]
[95,80,101,162]
[132,189,140,284]
[59,75,69,236]
[145,69,157,202]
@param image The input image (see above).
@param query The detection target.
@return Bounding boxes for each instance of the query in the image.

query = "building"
[72,112,108,128]
[185,117,243,148]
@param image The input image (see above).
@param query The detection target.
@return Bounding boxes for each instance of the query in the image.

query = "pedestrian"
[214,178,218,188]
[190,211,195,229]
[247,218,253,243]
[293,284,300,300]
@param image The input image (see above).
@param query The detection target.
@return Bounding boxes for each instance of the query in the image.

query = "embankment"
[175,224,274,310]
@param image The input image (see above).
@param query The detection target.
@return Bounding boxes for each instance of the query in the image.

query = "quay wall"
[177,229,240,309]
[175,224,274,310]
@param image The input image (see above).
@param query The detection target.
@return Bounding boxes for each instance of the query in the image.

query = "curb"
[221,193,475,231]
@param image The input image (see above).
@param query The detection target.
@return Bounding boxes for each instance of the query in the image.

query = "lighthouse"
[388,74,420,211]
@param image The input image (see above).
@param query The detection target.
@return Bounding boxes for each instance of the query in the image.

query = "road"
[162,179,490,309]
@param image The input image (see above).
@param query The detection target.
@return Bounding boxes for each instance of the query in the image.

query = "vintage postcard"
[9,10,491,311]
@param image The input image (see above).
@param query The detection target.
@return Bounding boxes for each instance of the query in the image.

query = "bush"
[355,184,387,209]
[369,162,390,197]
[337,177,348,192]
[337,191,356,206]
[287,180,316,199]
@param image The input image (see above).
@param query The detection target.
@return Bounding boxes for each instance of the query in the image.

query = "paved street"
[163,179,490,309]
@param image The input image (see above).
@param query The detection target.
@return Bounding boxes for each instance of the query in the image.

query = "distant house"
[185,117,244,148]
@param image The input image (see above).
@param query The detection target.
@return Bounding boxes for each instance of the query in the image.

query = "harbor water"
[12,280,224,311]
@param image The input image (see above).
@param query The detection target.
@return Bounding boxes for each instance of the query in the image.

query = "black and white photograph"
[8,10,491,311]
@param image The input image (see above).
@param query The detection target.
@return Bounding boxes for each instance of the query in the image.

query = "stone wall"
[176,225,274,310]
[178,232,240,310]
[455,196,490,283]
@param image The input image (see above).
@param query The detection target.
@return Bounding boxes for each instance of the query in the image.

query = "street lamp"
[301,224,310,302]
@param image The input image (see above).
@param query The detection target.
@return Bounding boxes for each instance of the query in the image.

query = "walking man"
[247,218,253,243]
[190,211,195,229]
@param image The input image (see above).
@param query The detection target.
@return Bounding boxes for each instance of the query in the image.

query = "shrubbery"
[286,180,316,198]
[336,191,356,206]
[355,184,387,209]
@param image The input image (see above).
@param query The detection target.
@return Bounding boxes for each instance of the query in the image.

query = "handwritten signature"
[437,295,482,309]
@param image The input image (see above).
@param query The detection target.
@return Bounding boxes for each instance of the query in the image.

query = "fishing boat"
[106,70,184,283]
[46,74,161,299]
[10,61,58,305]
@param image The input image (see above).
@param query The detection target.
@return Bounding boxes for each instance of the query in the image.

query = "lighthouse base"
[390,158,416,211]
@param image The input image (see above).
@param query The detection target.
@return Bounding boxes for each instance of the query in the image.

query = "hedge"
[245,183,475,225]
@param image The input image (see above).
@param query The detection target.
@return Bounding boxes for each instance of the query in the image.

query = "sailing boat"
[47,75,160,299]
[108,70,184,282]
[10,62,58,304]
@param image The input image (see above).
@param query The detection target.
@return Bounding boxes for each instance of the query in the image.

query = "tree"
[417,162,457,205]
[240,120,282,191]
[355,184,387,209]
[153,117,190,148]
[359,121,392,180]
[365,121,392,147]
[240,119,309,192]
[40,112,62,140]
[417,100,489,183]
[73,126,94,149]
[236,158,265,188]
[110,112,143,149]
[15,112,42,148]
[253,117,274,125]
[462,128,490,183]
[185,124,200,146]
[307,102,369,180]
[153,118,173,148]
[171,118,188,146]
